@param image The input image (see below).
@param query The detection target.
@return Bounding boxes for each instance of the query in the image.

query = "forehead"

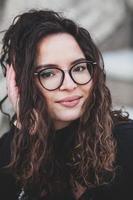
[36,33,85,67]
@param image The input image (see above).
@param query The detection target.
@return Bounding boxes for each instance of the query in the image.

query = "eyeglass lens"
[38,61,94,90]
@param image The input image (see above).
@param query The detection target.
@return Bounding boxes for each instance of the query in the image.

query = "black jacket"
[0,120,133,200]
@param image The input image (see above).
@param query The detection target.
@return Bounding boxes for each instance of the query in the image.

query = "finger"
[6,64,10,83]
[6,64,19,111]
[6,65,16,89]
[6,65,17,91]
[6,64,16,84]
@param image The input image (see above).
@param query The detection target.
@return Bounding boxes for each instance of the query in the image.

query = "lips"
[55,96,82,107]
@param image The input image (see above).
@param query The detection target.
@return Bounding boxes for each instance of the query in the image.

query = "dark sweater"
[0,120,133,200]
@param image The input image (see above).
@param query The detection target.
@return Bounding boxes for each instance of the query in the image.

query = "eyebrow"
[35,58,86,71]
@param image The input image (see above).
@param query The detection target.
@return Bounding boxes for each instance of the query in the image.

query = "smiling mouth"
[56,96,82,108]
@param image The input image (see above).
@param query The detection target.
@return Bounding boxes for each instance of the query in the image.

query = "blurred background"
[0,0,133,136]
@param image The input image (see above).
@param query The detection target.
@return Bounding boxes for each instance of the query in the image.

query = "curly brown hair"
[0,9,128,199]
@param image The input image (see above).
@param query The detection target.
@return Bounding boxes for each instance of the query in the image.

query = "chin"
[53,112,81,129]
[57,113,81,122]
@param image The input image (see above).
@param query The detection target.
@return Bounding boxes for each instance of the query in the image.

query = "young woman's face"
[36,33,93,129]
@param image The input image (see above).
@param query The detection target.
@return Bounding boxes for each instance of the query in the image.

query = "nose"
[59,71,77,91]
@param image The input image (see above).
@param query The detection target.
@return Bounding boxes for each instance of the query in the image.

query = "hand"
[6,64,19,114]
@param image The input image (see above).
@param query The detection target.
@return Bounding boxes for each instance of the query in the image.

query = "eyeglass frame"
[34,59,97,91]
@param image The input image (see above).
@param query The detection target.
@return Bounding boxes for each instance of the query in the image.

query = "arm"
[114,120,133,171]
[113,121,133,198]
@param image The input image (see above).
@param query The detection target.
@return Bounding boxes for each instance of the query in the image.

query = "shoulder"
[0,126,15,168]
[0,127,20,198]
[0,126,14,144]
[113,119,133,144]
[113,119,133,170]
[113,119,133,143]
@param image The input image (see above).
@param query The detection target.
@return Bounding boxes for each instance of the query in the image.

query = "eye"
[73,64,87,72]
[40,69,55,79]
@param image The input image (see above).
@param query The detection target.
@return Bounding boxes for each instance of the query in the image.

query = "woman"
[0,9,133,200]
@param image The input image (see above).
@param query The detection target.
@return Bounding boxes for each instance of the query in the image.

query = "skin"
[6,64,19,112]
[6,33,93,130]
[36,33,93,129]
[6,33,90,199]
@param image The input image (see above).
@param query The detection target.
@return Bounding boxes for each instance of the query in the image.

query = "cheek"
[36,81,53,105]
[82,81,93,97]
[41,92,52,105]
[40,89,55,108]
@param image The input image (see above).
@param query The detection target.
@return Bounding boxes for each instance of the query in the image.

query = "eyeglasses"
[34,60,96,91]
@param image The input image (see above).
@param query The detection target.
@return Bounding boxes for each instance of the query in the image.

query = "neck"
[54,121,72,130]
